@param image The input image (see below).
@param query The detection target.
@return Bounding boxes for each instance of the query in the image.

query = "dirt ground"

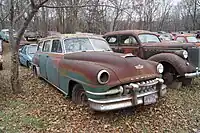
[1,43,200,133]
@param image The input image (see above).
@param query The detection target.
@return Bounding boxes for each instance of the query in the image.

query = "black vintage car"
[103,30,200,87]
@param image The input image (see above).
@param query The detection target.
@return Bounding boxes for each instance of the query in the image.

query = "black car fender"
[148,53,195,76]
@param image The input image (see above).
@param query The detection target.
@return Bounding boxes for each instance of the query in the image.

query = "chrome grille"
[123,78,158,95]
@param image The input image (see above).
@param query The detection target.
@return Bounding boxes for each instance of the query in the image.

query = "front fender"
[148,53,195,76]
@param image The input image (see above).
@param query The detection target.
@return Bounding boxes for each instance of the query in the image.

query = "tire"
[27,61,31,69]
[33,66,40,79]
[72,84,88,105]
[163,72,174,85]
[180,78,192,86]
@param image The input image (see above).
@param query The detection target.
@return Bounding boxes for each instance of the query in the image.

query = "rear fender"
[148,53,195,76]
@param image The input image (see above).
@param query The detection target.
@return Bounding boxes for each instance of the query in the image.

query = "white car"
[1,29,16,38]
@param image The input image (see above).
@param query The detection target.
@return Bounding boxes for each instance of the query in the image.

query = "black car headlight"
[97,70,110,84]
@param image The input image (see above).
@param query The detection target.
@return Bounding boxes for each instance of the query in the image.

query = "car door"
[40,40,51,79]
[46,39,63,87]
[118,35,141,56]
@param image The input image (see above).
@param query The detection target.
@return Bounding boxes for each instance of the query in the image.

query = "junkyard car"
[103,30,200,86]
[32,34,167,111]
[0,38,3,70]
[19,44,37,68]
[174,34,200,46]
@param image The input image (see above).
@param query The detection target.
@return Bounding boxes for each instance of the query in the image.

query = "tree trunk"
[9,0,21,93]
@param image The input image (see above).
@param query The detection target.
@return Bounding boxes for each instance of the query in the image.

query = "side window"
[22,46,27,54]
[42,40,51,52]
[176,37,186,43]
[51,40,62,53]
[106,36,118,45]
[37,42,43,51]
[120,35,138,46]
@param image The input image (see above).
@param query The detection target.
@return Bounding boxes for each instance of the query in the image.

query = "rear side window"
[37,42,43,51]
[120,35,138,46]
[106,36,118,45]
[51,40,62,53]
[22,46,27,54]
[42,40,51,52]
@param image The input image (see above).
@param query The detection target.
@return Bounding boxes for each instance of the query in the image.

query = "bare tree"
[9,0,49,93]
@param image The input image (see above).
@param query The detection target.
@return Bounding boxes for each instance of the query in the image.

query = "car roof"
[176,34,195,37]
[103,30,156,36]
[39,33,103,41]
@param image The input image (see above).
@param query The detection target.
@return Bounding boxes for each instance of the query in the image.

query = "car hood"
[142,42,196,49]
[64,51,160,83]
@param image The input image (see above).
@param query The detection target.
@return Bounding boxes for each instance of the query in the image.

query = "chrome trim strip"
[41,76,69,96]
[86,88,120,96]
[88,96,132,104]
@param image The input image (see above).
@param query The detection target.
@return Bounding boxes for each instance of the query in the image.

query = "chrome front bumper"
[185,68,200,78]
[88,84,167,111]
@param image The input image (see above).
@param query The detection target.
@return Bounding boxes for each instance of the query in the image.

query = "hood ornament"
[135,64,144,69]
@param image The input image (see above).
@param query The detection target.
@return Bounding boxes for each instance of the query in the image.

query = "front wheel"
[72,84,88,105]
[180,78,192,86]
[163,72,174,85]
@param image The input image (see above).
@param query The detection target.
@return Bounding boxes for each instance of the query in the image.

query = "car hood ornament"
[135,64,144,69]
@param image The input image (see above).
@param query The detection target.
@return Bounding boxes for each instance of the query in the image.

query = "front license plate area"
[144,94,158,105]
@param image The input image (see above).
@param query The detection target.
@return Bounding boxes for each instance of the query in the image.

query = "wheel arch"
[68,80,78,97]
[148,53,193,76]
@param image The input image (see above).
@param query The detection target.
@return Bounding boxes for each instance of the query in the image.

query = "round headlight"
[97,70,110,84]
[182,50,188,59]
[157,63,164,74]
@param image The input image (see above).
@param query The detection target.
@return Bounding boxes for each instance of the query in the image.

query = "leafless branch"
[42,4,119,10]
[30,0,36,8]
[13,3,31,23]
[37,0,49,7]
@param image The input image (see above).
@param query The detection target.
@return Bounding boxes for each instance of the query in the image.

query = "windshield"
[27,45,37,54]
[187,36,198,43]
[64,38,112,52]
[90,38,111,51]
[138,34,161,43]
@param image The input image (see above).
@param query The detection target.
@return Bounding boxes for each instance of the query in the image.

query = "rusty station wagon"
[32,34,167,111]
[103,30,200,86]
